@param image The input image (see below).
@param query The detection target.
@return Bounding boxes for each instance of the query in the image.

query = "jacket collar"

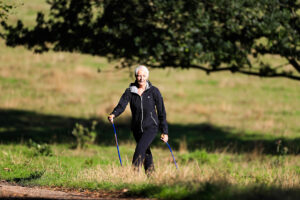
[129,80,152,94]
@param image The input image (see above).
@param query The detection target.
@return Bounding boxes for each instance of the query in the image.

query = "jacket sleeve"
[154,88,168,134]
[111,88,131,117]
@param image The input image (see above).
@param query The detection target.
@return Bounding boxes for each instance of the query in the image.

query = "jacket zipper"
[150,112,158,126]
[140,96,143,132]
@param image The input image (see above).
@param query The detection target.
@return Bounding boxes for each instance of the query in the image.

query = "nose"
[138,76,144,81]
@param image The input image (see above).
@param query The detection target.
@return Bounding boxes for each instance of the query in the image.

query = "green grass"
[0,144,299,199]
[0,0,299,199]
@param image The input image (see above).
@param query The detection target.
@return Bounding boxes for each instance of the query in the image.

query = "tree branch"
[146,63,300,81]
[191,64,300,81]
[255,47,300,75]
[287,58,300,73]
[237,69,300,81]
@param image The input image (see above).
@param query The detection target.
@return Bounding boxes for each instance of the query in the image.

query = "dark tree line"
[1,0,300,80]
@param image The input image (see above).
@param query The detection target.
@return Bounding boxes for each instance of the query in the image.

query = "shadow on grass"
[0,108,299,154]
[126,182,300,200]
[12,171,45,183]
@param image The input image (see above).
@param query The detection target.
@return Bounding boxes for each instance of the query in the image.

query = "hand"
[160,134,168,143]
[108,114,115,123]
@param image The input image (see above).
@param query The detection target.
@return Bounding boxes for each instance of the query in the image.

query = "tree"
[1,0,300,80]
[0,0,13,22]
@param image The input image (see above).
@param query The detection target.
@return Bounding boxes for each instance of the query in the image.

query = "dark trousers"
[132,129,157,173]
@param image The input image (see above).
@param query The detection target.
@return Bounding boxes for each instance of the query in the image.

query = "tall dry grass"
[77,153,300,189]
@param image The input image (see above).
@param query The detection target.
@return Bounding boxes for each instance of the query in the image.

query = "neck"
[139,84,146,89]
[138,81,147,89]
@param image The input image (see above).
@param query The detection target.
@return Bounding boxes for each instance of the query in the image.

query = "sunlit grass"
[0,144,299,199]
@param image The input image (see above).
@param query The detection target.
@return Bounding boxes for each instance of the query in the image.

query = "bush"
[72,120,97,149]
[27,139,53,156]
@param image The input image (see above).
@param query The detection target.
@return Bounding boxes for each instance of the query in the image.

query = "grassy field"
[0,0,299,199]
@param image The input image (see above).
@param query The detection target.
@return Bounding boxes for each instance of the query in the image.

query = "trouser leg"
[144,147,155,173]
[132,130,156,172]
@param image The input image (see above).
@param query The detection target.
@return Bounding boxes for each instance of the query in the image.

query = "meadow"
[0,1,299,199]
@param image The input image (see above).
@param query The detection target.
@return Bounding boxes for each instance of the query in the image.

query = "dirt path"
[0,181,152,200]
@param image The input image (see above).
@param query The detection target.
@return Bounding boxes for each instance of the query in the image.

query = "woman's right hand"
[108,114,115,123]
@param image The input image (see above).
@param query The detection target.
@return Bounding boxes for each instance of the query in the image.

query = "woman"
[108,65,168,174]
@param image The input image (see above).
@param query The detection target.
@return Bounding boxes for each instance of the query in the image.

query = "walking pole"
[166,142,178,169]
[112,123,122,166]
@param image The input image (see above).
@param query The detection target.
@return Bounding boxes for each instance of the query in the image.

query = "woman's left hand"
[160,134,168,143]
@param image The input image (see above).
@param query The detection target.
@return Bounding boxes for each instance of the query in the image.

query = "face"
[136,69,148,87]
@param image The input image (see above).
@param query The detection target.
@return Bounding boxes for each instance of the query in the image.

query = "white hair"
[135,65,149,78]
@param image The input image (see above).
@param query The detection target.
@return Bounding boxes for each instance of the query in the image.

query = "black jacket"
[111,81,168,134]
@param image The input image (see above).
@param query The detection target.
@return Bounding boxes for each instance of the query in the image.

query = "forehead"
[136,69,147,75]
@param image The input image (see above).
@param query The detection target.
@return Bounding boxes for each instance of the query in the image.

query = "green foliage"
[27,139,53,156]
[72,121,97,149]
[0,0,13,21]
[1,0,300,80]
